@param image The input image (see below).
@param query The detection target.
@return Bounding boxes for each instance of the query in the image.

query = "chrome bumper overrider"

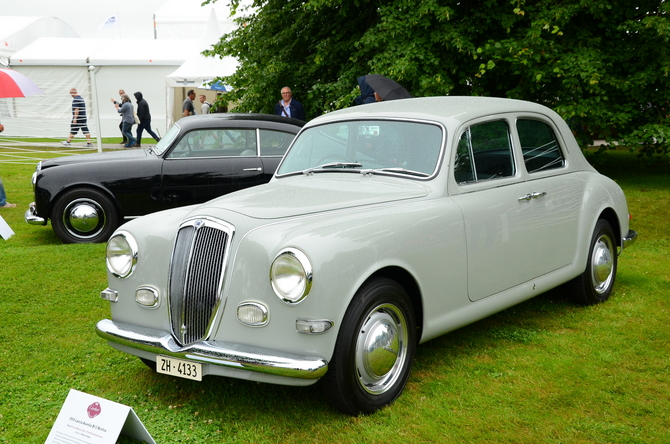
[623,229,638,250]
[95,319,328,380]
[24,202,46,225]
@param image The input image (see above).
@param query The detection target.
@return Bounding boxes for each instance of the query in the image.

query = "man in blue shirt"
[274,87,305,121]
[62,88,92,147]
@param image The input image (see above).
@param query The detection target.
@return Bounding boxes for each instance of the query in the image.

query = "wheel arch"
[597,207,622,250]
[50,183,121,220]
[364,266,424,344]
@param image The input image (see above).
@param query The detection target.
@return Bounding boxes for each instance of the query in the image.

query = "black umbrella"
[364,74,413,101]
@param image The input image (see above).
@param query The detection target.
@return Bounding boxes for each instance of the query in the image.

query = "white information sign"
[45,389,156,444]
[0,215,14,240]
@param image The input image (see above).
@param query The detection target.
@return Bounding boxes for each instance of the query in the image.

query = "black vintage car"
[25,113,304,243]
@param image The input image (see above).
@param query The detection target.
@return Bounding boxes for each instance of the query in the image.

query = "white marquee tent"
[153,0,238,39]
[5,37,197,139]
[165,9,238,126]
[0,16,79,67]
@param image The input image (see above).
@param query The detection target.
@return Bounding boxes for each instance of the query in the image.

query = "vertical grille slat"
[168,220,232,346]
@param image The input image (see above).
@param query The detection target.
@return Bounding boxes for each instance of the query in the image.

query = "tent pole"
[88,65,103,153]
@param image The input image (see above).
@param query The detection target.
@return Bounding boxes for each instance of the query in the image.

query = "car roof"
[175,113,306,131]
[309,96,562,127]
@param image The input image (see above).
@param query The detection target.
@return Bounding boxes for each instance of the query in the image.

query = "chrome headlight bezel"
[270,247,313,305]
[106,231,139,279]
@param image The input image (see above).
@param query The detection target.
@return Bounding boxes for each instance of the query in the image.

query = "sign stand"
[0,215,14,240]
[45,389,156,444]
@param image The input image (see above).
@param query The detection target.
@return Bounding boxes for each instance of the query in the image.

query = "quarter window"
[454,120,515,183]
[516,119,565,173]
[259,129,296,156]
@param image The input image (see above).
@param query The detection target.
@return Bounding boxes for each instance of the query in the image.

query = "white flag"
[98,13,120,30]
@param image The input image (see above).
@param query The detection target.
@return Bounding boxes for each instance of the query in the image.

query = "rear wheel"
[570,219,618,305]
[51,188,119,244]
[323,278,416,415]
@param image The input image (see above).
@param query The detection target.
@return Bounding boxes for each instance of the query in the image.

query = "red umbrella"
[0,68,44,98]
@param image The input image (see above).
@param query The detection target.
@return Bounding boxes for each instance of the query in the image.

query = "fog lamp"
[237,302,269,327]
[135,286,159,308]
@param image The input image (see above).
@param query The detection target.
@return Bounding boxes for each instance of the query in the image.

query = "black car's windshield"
[277,120,443,178]
[153,124,181,156]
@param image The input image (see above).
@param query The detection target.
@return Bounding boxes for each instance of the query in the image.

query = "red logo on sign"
[87,402,102,418]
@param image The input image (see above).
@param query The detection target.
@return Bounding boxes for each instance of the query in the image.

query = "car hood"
[40,148,152,168]
[193,174,431,220]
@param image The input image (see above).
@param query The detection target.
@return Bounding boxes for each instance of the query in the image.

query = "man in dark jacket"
[274,87,306,121]
[133,92,161,147]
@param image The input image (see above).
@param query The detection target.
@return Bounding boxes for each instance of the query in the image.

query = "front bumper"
[95,319,328,381]
[24,202,46,225]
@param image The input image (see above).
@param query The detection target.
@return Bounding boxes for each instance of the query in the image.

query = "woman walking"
[112,94,135,148]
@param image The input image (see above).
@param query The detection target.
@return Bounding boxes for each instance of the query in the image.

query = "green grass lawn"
[0,147,668,443]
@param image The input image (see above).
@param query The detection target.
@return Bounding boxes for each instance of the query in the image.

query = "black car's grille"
[168,219,232,346]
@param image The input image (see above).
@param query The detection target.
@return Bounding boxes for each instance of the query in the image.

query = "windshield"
[277,120,443,177]
[153,124,181,156]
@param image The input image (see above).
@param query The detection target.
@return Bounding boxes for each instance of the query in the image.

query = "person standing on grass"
[0,177,16,209]
[133,91,160,147]
[182,89,196,117]
[113,94,136,148]
[61,88,92,147]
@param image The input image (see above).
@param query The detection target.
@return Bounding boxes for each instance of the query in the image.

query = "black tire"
[51,188,119,244]
[570,219,618,305]
[323,278,417,415]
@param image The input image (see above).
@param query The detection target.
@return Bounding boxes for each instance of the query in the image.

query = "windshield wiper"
[370,167,430,177]
[303,162,363,175]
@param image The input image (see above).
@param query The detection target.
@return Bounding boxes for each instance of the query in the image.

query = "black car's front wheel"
[51,188,119,244]
[323,277,417,415]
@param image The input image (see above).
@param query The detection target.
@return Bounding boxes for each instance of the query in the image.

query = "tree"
[206,0,669,156]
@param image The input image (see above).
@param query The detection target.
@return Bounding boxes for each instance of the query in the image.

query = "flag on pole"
[98,13,120,31]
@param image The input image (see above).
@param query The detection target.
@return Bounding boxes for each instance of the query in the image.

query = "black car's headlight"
[270,248,312,305]
[106,231,138,278]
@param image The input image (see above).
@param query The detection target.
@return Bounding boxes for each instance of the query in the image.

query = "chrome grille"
[168,219,232,346]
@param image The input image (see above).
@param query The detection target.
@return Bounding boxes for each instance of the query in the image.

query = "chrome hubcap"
[591,234,614,294]
[63,199,104,237]
[355,303,408,395]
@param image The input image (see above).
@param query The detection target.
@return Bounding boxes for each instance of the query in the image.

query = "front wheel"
[570,219,618,305]
[51,188,119,244]
[323,278,417,415]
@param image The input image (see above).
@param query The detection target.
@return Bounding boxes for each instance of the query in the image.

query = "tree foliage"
[205,0,669,156]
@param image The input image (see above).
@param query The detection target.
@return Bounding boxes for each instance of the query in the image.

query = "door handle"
[518,191,547,201]
[243,167,262,172]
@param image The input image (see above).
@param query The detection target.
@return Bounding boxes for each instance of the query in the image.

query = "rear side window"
[516,119,565,173]
[454,120,515,183]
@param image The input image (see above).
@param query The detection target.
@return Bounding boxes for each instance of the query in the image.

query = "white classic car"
[97,96,637,415]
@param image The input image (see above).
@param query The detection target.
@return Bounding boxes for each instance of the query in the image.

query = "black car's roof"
[175,113,305,131]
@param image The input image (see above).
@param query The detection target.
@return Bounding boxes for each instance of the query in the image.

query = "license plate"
[156,355,202,381]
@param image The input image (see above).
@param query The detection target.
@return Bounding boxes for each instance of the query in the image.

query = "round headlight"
[270,248,312,305]
[106,231,138,278]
